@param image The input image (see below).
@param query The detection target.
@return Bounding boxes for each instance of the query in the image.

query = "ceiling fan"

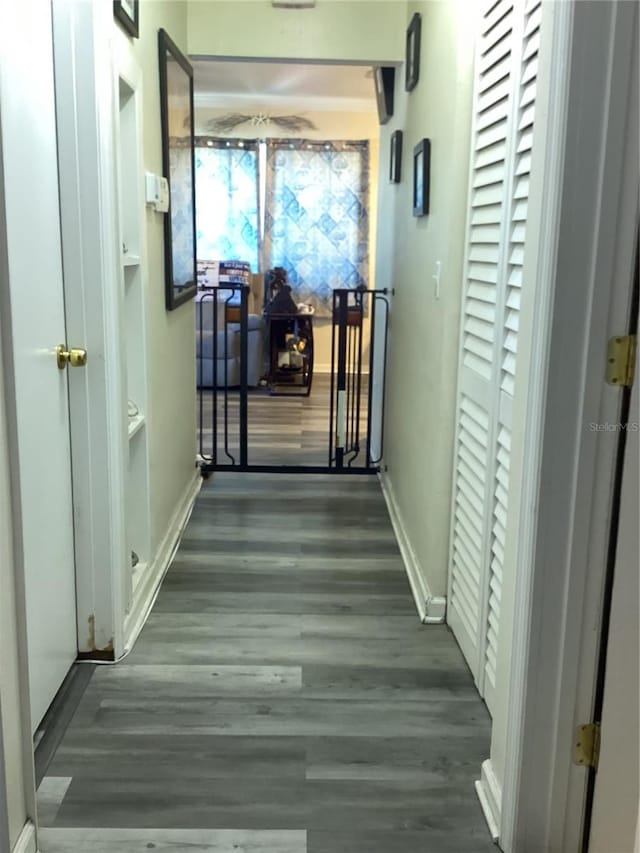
[205,113,318,135]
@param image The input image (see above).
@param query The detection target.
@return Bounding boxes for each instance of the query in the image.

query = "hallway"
[37,474,494,853]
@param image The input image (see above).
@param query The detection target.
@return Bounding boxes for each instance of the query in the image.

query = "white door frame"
[53,0,127,658]
[500,1,639,850]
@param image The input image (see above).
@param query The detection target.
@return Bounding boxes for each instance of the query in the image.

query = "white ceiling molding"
[194,91,376,113]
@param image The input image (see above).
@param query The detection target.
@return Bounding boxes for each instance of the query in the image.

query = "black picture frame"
[158,29,197,311]
[374,67,395,125]
[113,0,139,38]
[412,138,431,217]
[405,12,421,92]
[390,130,403,184]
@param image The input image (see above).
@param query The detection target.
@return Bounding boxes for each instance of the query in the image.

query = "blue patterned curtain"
[195,139,260,272]
[263,140,369,316]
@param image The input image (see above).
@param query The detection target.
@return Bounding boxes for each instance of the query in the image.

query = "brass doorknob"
[56,345,88,369]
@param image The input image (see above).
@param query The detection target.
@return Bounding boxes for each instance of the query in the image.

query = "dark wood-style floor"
[37,474,494,853]
[198,374,370,468]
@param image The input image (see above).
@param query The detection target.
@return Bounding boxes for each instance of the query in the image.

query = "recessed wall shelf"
[117,61,151,619]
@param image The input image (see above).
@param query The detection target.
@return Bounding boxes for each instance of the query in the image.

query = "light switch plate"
[145,172,169,212]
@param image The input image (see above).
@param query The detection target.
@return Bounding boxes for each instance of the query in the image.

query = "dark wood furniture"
[267,312,314,397]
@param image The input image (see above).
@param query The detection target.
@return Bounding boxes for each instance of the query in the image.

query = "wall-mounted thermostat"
[145,172,169,213]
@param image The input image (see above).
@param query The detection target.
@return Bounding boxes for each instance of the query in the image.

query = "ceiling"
[192,59,378,112]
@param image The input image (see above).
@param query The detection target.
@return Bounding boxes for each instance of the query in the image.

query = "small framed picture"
[390,130,403,184]
[405,12,421,92]
[114,0,139,38]
[413,138,431,217]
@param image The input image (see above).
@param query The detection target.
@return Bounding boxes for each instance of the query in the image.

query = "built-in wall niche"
[118,78,140,265]
[117,66,151,616]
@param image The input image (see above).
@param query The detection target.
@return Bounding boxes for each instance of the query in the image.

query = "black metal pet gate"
[197,286,389,475]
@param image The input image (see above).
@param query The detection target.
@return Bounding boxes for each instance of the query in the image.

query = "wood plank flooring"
[198,374,369,468]
[38,474,494,853]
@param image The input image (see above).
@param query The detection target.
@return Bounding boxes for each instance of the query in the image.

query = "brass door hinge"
[606,335,636,387]
[573,722,601,770]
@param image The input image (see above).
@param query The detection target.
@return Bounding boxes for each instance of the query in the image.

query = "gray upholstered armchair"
[195,293,264,388]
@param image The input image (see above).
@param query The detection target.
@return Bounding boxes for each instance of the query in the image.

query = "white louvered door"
[448,0,542,715]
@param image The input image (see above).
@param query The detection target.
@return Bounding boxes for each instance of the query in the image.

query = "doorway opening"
[192,58,387,473]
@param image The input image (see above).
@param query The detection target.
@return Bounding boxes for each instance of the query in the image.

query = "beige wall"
[376,0,475,597]
[188,0,405,64]
[121,2,197,550]
[195,106,380,370]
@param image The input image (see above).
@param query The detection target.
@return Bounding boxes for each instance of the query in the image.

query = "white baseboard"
[475,758,501,843]
[123,471,201,650]
[378,470,446,624]
[13,821,37,853]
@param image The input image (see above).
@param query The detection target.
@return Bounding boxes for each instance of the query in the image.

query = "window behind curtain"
[263,139,370,317]
[195,139,260,272]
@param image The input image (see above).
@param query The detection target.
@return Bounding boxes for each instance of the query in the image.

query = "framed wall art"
[158,29,197,310]
[405,12,421,92]
[390,130,403,184]
[412,138,431,217]
[113,0,139,38]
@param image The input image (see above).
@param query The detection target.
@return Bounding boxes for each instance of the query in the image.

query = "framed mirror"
[158,29,197,310]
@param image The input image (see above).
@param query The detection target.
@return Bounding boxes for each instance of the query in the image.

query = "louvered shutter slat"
[483,11,514,55]
[521,54,539,86]
[483,0,513,35]
[477,119,509,154]
[522,27,540,60]
[478,77,512,113]
[524,4,541,34]
[471,203,503,226]
[520,79,537,109]
[475,138,508,169]
[515,151,532,176]
[470,223,502,244]
[519,103,536,130]
[517,126,534,153]
[479,53,512,95]
[450,0,542,707]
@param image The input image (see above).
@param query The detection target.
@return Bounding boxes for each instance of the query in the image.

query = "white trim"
[379,470,446,624]
[475,759,501,843]
[498,1,574,846]
[12,821,36,853]
[123,472,201,652]
[52,0,127,657]
[500,2,639,850]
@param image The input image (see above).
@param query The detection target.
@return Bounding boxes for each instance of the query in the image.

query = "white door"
[0,0,78,731]
[447,0,542,714]
[588,374,639,852]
